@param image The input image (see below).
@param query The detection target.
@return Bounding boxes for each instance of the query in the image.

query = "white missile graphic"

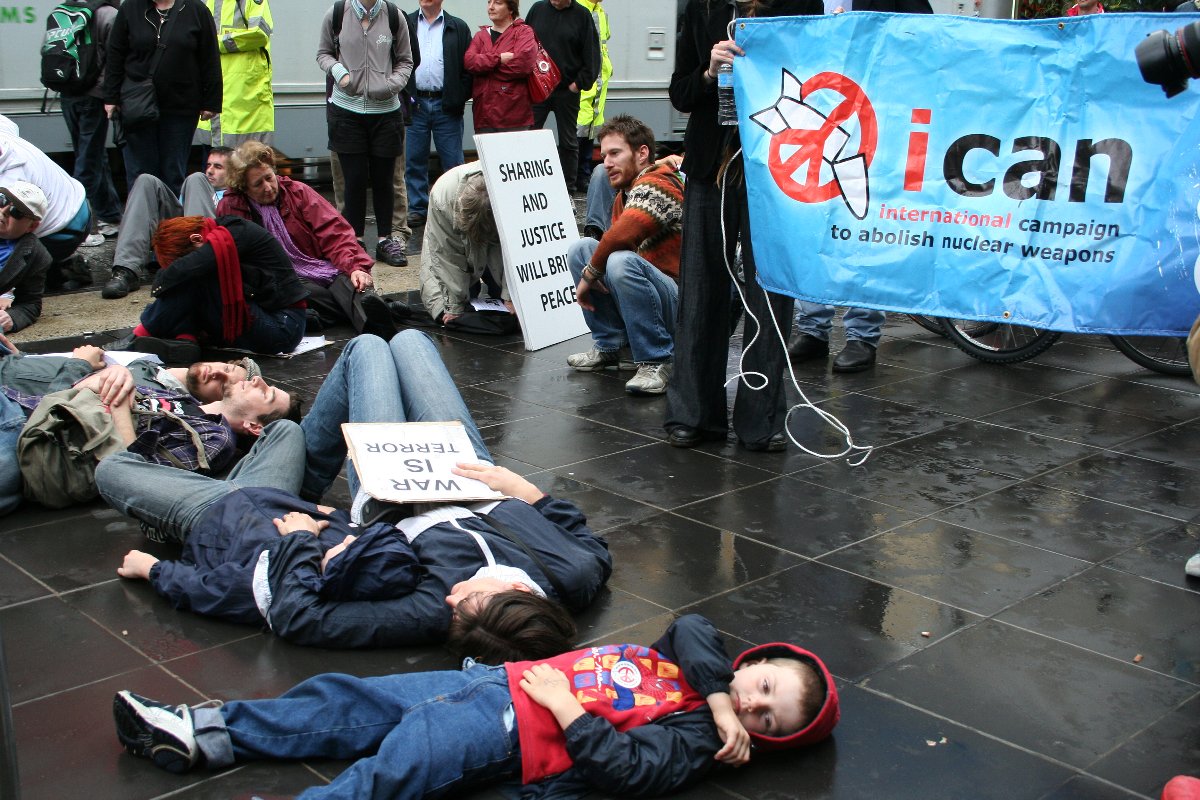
[751,69,870,220]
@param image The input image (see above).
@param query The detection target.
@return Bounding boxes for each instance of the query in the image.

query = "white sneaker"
[567,346,635,372]
[96,220,120,237]
[1186,552,1200,578]
[625,362,672,395]
[80,233,106,247]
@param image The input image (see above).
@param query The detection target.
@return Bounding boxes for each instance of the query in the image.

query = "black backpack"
[39,0,105,96]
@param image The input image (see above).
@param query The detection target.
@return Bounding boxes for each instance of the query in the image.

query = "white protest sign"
[341,422,504,504]
[474,130,589,350]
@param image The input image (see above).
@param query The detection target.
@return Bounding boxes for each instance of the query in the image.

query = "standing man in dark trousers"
[404,0,472,230]
[525,0,600,185]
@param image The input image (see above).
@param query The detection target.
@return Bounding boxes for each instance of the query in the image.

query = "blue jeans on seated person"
[95,419,306,542]
[584,164,616,235]
[298,330,492,502]
[567,237,678,364]
[793,301,884,346]
[192,664,520,799]
[0,392,26,516]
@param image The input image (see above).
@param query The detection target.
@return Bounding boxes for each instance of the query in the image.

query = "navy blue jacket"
[266,493,612,648]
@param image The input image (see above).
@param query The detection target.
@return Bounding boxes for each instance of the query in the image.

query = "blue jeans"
[404,96,465,218]
[567,238,678,363]
[95,420,306,542]
[122,112,198,197]
[61,94,122,223]
[299,331,491,501]
[793,302,884,346]
[584,164,615,235]
[193,665,520,799]
[0,392,26,517]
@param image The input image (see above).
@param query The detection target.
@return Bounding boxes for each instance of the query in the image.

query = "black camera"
[1137,19,1200,97]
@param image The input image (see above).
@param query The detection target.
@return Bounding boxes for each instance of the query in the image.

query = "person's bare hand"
[708,694,751,766]
[503,300,515,314]
[117,550,159,580]
[0,331,17,355]
[199,110,216,121]
[350,269,373,291]
[499,51,514,64]
[441,311,461,325]
[519,664,574,708]
[0,309,12,333]
[452,461,544,504]
[339,74,351,88]
[75,364,134,406]
[575,275,608,312]
[273,511,330,536]
[706,38,743,79]
[72,345,107,369]
[656,153,684,171]
[104,103,116,118]
[0,294,11,310]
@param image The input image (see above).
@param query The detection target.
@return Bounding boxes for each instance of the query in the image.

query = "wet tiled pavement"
[3,308,1199,799]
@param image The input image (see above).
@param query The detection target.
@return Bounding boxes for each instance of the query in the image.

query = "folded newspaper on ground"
[342,421,505,504]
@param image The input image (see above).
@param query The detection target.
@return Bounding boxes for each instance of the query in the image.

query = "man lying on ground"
[104,330,612,650]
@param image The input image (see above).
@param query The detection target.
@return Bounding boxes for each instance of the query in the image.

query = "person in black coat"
[525,0,602,185]
[404,0,474,225]
[664,0,821,453]
[123,215,309,355]
[102,0,222,196]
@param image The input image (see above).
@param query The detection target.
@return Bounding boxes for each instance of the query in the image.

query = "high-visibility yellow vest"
[576,0,611,138]
[198,0,274,146]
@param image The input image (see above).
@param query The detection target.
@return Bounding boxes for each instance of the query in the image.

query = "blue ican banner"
[735,13,1200,336]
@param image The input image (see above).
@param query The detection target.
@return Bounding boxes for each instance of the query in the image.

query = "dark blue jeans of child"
[192,664,520,800]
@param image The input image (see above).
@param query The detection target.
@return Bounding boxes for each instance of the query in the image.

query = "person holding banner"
[567,114,684,396]
[664,0,820,452]
[103,331,613,652]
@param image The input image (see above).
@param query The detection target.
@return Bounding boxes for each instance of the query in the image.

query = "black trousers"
[664,178,794,447]
[532,87,582,187]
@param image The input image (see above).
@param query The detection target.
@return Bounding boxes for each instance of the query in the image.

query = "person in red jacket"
[463,0,539,132]
[215,140,396,340]
[111,614,840,799]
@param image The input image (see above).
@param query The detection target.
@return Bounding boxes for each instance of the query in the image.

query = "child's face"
[728,661,806,738]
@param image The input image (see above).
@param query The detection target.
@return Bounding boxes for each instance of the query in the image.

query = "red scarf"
[202,218,249,341]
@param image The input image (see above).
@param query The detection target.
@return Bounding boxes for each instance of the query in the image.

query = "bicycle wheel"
[907,315,998,338]
[939,318,1062,364]
[1108,335,1193,377]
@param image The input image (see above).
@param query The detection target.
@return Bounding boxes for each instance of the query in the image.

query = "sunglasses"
[0,192,30,221]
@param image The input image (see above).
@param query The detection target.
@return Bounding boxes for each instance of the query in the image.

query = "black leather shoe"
[787,333,830,362]
[102,332,138,352]
[106,334,200,363]
[833,340,877,373]
[739,432,787,452]
[101,267,140,299]
[360,293,398,341]
[666,427,725,448]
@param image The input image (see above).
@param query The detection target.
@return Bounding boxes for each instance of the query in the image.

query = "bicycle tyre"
[1108,335,1193,377]
[939,318,1062,364]
[907,315,998,338]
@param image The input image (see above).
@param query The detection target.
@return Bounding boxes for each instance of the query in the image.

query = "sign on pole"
[475,130,590,350]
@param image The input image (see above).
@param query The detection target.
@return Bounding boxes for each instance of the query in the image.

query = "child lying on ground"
[112,614,839,799]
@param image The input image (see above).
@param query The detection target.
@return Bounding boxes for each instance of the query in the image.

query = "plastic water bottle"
[717,62,737,126]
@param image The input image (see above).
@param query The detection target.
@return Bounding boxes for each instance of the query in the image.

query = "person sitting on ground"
[0,346,287,515]
[567,114,684,396]
[418,161,509,324]
[0,117,92,290]
[216,140,396,340]
[102,330,612,650]
[106,216,309,359]
[111,613,840,800]
[101,147,235,300]
[0,182,51,338]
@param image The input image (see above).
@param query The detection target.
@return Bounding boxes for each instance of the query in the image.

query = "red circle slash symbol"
[767,72,877,204]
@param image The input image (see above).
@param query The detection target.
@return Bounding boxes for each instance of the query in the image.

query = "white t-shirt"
[0,119,86,236]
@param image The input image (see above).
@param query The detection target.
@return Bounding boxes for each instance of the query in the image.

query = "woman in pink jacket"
[463,0,538,132]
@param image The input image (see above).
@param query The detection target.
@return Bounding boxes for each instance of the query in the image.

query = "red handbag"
[528,39,561,104]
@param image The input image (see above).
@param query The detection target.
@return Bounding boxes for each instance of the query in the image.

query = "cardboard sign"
[341,422,504,504]
[474,130,590,350]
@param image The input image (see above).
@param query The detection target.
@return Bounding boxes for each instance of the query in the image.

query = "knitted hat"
[732,642,840,750]
[1,181,47,220]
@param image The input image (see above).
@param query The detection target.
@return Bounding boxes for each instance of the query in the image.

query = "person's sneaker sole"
[113,691,197,774]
